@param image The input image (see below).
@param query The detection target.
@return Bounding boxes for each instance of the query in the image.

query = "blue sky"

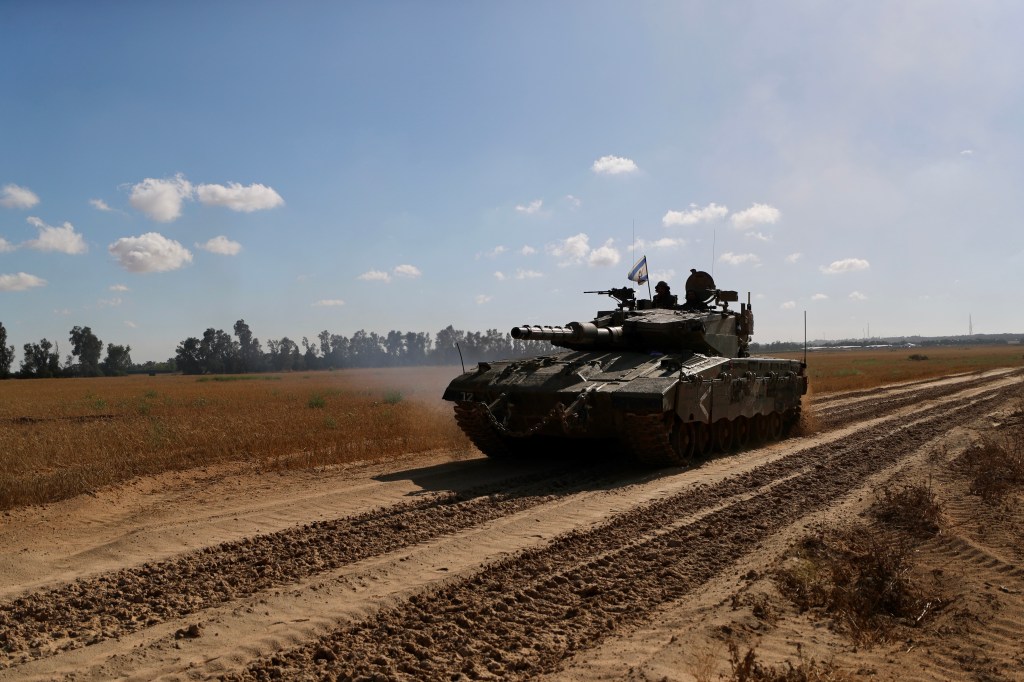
[2,2,1023,363]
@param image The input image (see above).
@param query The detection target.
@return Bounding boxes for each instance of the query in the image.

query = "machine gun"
[583,287,636,309]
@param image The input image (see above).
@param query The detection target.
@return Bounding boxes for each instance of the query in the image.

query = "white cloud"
[515,199,543,214]
[588,239,621,267]
[197,236,242,256]
[591,155,638,175]
[820,258,871,274]
[196,182,284,212]
[89,198,113,211]
[475,294,492,305]
[548,232,591,265]
[718,252,761,266]
[110,284,130,292]
[0,238,14,253]
[780,301,797,309]
[960,149,974,156]
[634,237,685,251]
[515,269,543,279]
[650,268,676,283]
[745,231,772,242]
[785,252,803,264]
[811,293,829,300]
[494,271,507,281]
[0,184,40,209]
[54,308,71,316]
[521,245,536,255]
[312,299,345,307]
[662,203,729,227]
[565,195,581,209]
[731,203,781,230]
[98,297,123,307]
[123,320,137,328]
[25,217,88,254]
[129,174,193,222]
[0,272,46,291]
[477,245,507,259]
[108,232,193,273]
[394,264,421,278]
[849,291,868,301]
[358,270,391,282]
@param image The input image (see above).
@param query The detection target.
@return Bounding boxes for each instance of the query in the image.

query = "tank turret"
[512,270,753,358]
[443,269,805,467]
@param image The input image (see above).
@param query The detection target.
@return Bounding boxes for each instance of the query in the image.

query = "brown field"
[779,344,1024,395]
[2,347,1023,511]
[0,367,468,510]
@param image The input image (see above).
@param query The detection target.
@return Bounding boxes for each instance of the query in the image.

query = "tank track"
[453,401,515,458]
[623,413,686,467]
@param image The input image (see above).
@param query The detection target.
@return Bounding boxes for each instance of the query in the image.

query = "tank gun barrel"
[511,321,623,346]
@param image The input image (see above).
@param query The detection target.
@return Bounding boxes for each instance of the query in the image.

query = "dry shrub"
[869,482,942,537]
[726,642,850,682]
[954,415,1024,502]
[687,640,723,682]
[774,525,938,645]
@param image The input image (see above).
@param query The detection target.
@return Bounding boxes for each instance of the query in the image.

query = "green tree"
[175,337,203,374]
[0,321,14,378]
[101,344,133,376]
[234,319,265,372]
[20,338,62,378]
[69,326,104,377]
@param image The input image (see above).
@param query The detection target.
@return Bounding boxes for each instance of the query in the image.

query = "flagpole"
[647,265,653,301]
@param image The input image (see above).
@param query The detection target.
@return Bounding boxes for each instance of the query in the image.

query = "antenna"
[969,314,973,335]
[803,310,807,365]
[711,227,716,277]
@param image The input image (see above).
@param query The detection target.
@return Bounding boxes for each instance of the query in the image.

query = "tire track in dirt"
[229,387,1013,681]
[812,371,1012,428]
[0,462,636,667]
[894,535,1024,681]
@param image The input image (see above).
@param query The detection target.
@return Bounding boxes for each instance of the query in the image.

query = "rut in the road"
[0,463,623,665]
[232,388,1008,681]
[0,373,1005,671]
[812,372,1001,428]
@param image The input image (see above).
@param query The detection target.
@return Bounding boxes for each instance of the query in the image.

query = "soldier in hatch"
[652,281,678,309]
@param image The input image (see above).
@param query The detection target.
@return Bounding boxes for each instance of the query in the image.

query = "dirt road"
[2,368,1022,681]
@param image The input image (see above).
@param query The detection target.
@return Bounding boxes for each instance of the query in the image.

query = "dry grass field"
[0,367,467,510]
[2,346,1022,511]
[781,344,1024,395]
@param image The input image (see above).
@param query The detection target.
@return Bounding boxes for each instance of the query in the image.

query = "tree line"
[0,319,551,378]
[172,320,551,374]
[0,322,132,379]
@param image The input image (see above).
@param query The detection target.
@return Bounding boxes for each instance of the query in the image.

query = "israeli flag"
[627,255,649,284]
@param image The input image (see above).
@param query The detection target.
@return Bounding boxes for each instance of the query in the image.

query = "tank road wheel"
[712,419,734,453]
[733,416,750,450]
[767,412,784,441]
[692,422,713,459]
[750,414,767,445]
[670,420,696,463]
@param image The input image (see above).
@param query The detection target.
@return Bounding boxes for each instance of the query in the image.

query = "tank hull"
[443,348,806,465]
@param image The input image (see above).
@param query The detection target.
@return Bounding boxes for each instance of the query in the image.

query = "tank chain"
[453,402,513,458]
[474,391,592,438]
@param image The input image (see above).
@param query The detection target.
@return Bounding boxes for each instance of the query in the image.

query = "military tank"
[442,269,807,466]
